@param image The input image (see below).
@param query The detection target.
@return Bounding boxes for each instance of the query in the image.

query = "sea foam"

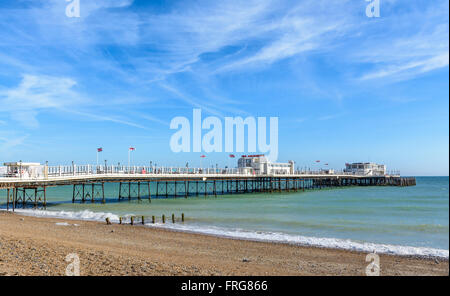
[7,208,449,259]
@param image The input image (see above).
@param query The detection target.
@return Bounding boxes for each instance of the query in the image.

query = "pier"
[0,162,416,211]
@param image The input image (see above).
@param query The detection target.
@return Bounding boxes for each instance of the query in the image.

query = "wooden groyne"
[0,174,416,211]
[108,213,185,226]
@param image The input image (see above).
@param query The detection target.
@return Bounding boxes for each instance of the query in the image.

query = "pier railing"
[0,163,401,180]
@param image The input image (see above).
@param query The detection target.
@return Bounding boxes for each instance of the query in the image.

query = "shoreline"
[0,211,448,276]
[8,208,449,260]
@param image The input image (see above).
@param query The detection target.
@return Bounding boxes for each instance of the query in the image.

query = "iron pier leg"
[13,187,16,212]
[82,184,85,203]
[138,182,141,201]
[148,182,151,202]
[6,188,9,211]
[92,184,95,203]
[196,181,199,196]
[34,188,38,208]
[102,182,105,204]
[43,186,47,209]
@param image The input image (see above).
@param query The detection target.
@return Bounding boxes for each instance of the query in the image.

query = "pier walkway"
[0,164,416,211]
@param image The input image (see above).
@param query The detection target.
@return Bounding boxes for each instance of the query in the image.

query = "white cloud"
[356,2,449,81]
[1,74,80,110]
[0,135,29,156]
[361,52,449,81]
[0,74,147,129]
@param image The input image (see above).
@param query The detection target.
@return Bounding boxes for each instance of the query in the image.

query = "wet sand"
[0,211,447,276]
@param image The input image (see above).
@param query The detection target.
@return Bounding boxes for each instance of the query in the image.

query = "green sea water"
[1,177,448,256]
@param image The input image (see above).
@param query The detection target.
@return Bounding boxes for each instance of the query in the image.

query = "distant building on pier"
[237,155,294,175]
[344,162,386,176]
[3,162,44,178]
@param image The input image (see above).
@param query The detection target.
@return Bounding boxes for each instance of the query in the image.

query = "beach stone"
[242,258,250,262]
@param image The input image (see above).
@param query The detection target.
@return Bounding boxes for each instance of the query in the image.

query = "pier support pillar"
[6,188,10,211]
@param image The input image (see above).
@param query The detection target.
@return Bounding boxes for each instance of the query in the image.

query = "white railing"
[46,165,242,176]
[0,164,400,179]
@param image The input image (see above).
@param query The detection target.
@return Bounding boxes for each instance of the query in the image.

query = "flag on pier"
[200,155,206,158]
[229,154,235,158]
[96,147,103,165]
[315,160,320,163]
[129,147,135,151]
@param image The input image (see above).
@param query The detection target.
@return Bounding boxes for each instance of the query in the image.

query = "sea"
[1,176,448,258]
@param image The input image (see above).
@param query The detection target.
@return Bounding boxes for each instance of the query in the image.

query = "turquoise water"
[1,177,448,255]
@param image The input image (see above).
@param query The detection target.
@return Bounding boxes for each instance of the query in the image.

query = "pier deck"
[0,166,416,211]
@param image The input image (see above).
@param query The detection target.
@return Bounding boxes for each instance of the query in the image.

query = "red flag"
[315,160,320,163]
[129,147,135,151]
[97,148,103,152]
[200,155,206,158]
[229,154,235,158]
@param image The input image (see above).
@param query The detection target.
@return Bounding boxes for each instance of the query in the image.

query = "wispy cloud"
[158,83,224,117]
[0,134,29,155]
[317,113,345,121]
[0,74,81,128]
[356,1,449,81]
[0,74,147,129]
[0,0,448,141]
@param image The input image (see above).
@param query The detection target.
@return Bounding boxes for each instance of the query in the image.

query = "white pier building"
[237,155,295,175]
[344,162,386,176]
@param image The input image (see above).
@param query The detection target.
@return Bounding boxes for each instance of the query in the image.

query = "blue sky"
[0,0,448,175]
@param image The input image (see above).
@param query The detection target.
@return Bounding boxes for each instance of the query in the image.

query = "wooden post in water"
[130,216,134,225]
[152,215,155,224]
[181,213,185,222]
[172,213,175,223]
[142,216,145,225]
[119,217,122,224]
[162,214,166,223]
